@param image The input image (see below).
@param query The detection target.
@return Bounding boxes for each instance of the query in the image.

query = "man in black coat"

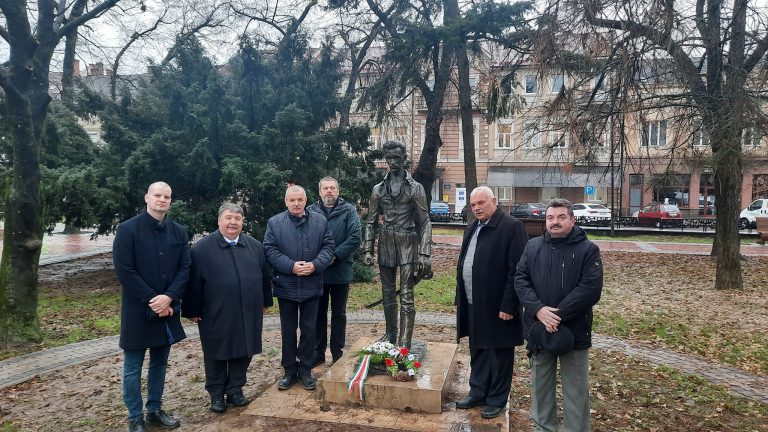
[113,181,190,432]
[183,203,272,413]
[515,198,603,432]
[455,186,528,419]
[264,185,335,391]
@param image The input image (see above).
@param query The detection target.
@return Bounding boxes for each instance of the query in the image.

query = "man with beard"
[307,177,362,366]
[183,203,272,413]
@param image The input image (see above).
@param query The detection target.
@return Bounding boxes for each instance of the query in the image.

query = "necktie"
[229,241,237,247]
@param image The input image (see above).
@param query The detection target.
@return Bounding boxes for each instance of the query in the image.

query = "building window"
[642,120,667,147]
[692,123,710,147]
[577,121,608,148]
[496,121,513,149]
[743,127,763,147]
[549,127,568,148]
[652,174,690,207]
[523,122,540,148]
[370,127,382,149]
[591,74,608,100]
[496,186,514,201]
[392,126,408,143]
[524,75,538,95]
[550,74,564,93]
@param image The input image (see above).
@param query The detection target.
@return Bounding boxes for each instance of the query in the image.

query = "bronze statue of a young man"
[364,140,432,348]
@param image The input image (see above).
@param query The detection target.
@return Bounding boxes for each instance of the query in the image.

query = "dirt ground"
[2,245,768,431]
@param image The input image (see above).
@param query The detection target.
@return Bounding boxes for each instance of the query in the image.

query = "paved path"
[1,310,766,405]
[0,231,115,266]
[434,235,768,256]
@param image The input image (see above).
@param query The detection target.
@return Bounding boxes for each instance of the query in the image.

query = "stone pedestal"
[316,337,458,414]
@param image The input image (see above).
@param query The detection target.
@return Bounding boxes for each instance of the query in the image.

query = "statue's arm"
[413,183,432,258]
[363,187,381,257]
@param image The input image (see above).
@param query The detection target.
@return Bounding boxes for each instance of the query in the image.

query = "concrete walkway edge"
[1,310,766,405]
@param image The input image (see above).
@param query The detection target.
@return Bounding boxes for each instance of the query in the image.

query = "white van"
[740,198,768,229]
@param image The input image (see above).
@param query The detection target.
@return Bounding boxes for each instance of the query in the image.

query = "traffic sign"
[584,185,595,195]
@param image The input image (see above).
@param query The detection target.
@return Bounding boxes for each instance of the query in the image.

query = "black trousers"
[203,355,252,397]
[467,306,516,408]
[278,297,319,378]
[314,283,350,360]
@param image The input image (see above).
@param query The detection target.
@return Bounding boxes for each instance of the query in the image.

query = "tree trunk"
[413,105,444,204]
[712,134,744,290]
[0,87,47,345]
[456,40,477,196]
[61,31,78,105]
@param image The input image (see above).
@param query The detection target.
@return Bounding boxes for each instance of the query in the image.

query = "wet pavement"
[0,230,114,266]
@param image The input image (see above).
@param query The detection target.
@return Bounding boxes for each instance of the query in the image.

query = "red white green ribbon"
[348,354,371,401]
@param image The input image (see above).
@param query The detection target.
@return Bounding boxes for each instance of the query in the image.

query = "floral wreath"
[348,341,423,401]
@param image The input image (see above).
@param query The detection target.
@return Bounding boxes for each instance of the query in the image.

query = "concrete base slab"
[317,337,456,414]
[237,344,509,431]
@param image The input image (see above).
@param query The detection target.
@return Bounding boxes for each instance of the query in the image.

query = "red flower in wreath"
[384,358,395,367]
[400,347,409,356]
[413,361,421,368]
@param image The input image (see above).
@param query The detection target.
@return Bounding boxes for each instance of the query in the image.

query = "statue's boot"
[397,309,416,349]
[383,303,398,344]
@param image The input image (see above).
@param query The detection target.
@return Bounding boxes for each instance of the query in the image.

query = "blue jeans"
[123,345,171,420]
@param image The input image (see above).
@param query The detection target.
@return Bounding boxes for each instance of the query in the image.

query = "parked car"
[572,203,612,225]
[636,203,683,227]
[430,201,450,222]
[740,198,768,229]
[510,202,547,219]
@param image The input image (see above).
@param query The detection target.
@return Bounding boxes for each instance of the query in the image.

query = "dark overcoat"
[114,210,190,350]
[456,208,528,348]
[182,232,273,360]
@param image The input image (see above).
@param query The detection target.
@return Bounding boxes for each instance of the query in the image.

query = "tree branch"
[583,5,709,107]
[57,0,121,38]
[0,25,9,42]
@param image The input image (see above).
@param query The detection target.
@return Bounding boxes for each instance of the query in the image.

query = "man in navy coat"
[113,181,191,432]
[183,203,272,413]
[264,185,334,391]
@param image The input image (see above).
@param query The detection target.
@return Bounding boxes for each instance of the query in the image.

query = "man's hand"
[414,255,432,280]
[292,261,315,276]
[498,311,514,321]
[536,306,561,332]
[158,306,174,317]
[149,294,172,313]
[363,252,374,266]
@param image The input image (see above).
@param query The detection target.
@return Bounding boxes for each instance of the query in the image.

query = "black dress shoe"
[278,373,297,390]
[455,395,486,409]
[298,374,317,390]
[209,395,227,413]
[481,405,505,419]
[227,392,250,407]
[127,419,146,432]
[331,351,343,363]
[145,410,180,428]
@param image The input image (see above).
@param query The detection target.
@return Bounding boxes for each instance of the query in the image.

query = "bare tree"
[0,0,127,346]
[525,0,768,290]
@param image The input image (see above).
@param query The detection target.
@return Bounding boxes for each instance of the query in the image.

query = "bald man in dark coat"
[183,203,272,413]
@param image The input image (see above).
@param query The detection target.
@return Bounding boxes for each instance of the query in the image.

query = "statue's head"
[383,140,408,172]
